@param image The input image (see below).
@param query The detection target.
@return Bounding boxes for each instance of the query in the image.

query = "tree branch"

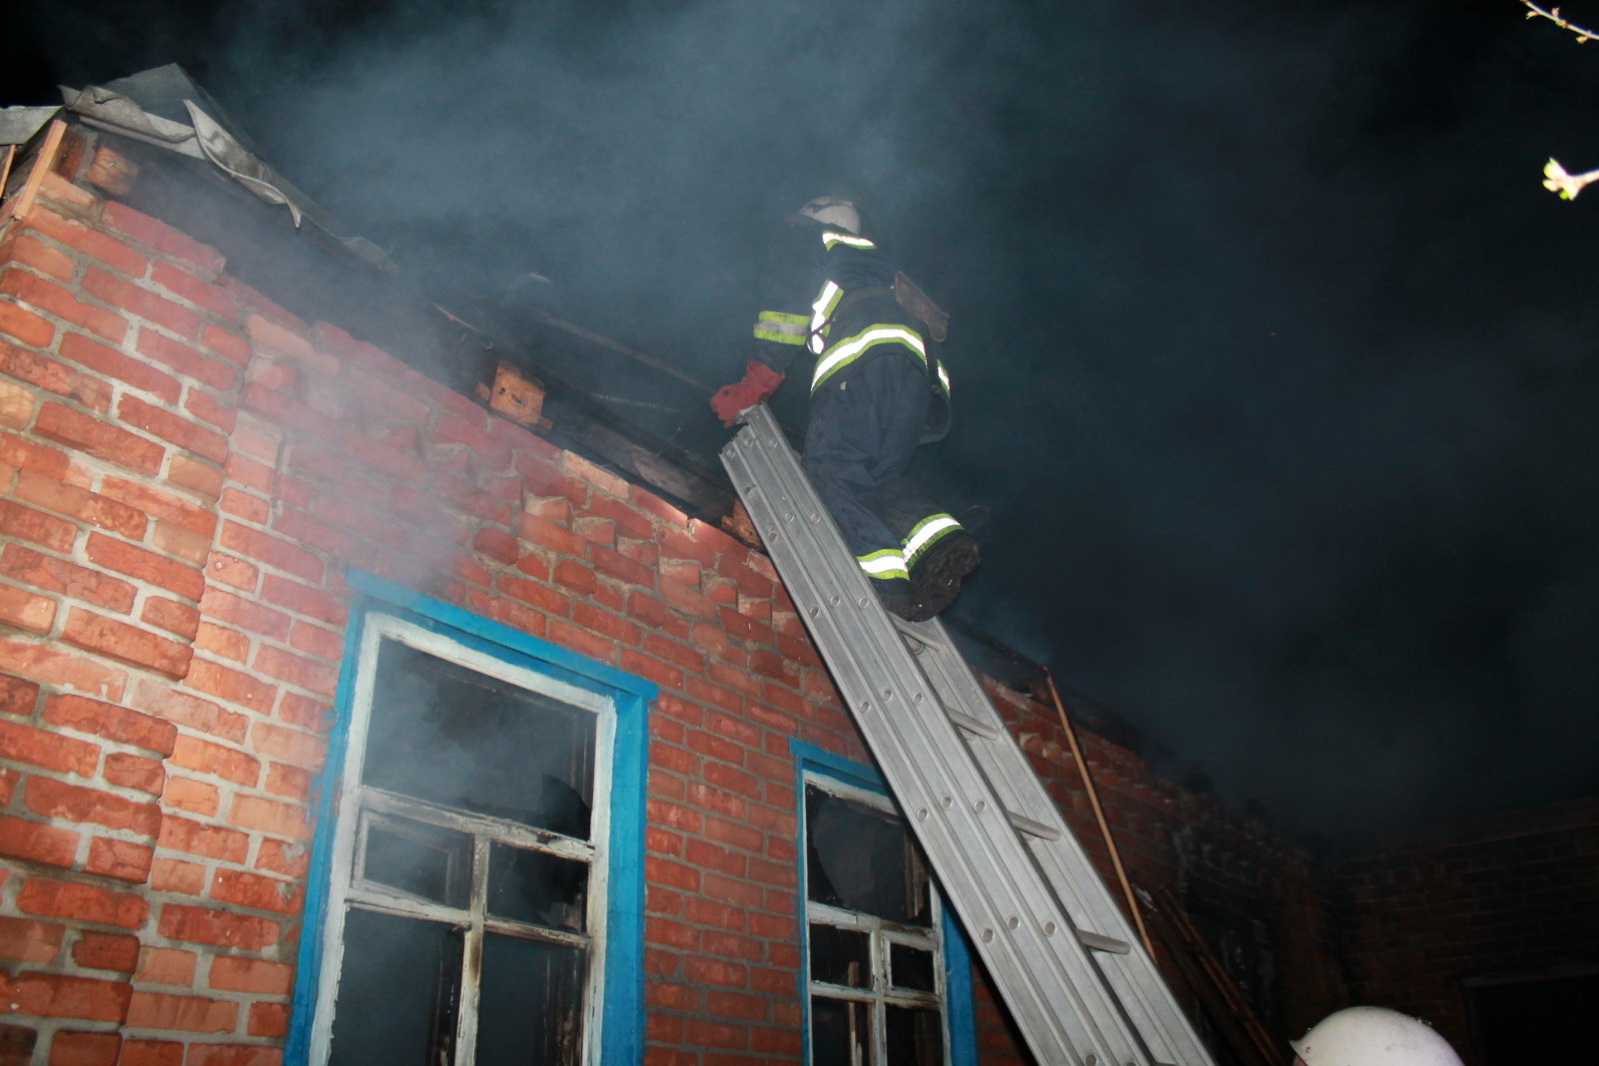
[1522,1,1599,44]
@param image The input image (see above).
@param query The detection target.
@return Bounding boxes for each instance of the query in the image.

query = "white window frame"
[802,769,953,1066]
[307,611,618,1065]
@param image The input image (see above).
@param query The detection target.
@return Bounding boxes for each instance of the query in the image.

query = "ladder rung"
[945,707,1000,741]
[1078,930,1132,955]
[1006,810,1063,842]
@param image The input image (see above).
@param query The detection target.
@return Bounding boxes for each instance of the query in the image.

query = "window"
[290,575,652,1066]
[795,742,976,1066]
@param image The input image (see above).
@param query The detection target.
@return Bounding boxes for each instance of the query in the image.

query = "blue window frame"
[792,740,977,1066]
[287,571,653,1064]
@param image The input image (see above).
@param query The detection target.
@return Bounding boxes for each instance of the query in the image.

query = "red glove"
[711,360,786,427]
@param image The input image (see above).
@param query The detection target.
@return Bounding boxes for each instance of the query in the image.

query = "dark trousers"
[801,350,937,571]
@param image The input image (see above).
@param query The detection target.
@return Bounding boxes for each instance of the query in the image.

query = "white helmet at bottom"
[1291,1006,1463,1066]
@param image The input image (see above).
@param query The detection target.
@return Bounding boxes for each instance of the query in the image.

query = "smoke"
[13,0,1599,843]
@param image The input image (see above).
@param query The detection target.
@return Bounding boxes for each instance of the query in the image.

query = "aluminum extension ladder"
[720,404,1218,1066]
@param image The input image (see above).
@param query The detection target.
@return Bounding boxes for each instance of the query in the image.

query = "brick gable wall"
[1337,797,1599,1061]
[1,146,1365,1066]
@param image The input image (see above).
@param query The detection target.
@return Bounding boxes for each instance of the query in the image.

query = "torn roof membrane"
[35,63,396,275]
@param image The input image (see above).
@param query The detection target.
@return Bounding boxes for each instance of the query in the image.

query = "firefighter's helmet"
[1290,1007,1462,1066]
[792,195,861,234]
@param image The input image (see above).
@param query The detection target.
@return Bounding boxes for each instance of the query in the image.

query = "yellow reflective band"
[754,310,809,345]
[822,230,876,251]
[936,364,951,394]
[857,549,909,581]
[811,326,927,393]
[902,514,961,565]
[808,281,844,355]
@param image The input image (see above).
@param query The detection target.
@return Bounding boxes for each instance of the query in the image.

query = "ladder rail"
[721,405,1219,1066]
[896,620,1214,1064]
[724,433,1141,1062]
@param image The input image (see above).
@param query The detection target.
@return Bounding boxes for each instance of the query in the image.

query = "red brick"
[198,616,253,660]
[71,931,139,973]
[206,956,293,996]
[184,387,236,433]
[25,777,161,838]
[114,394,226,464]
[81,263,205,337]
[643,633,706,675]
[255,838,309,879]
[16,877,149,929]
[124,990,237,1034]
[0,814,80,868]
[0,915,65,964]
[0,297,56,347]
[0,971,129,1023]
[152,519,210,565]
[47,1029,121,1065]
[228,794,310,840]
[251,644,338,696]
[59,332,181,404]
[14,470,147,539]
[0,581,56,632]
[0,673,40,716]
[0,499,77,551]
[102,754,165,797]
[61,608,192,678]
[210,868,302,915]
[148,261,237,319]
[204,552,258,592]
[219,522,324,582]
[184,658,276,713]
[0,717,99,776]
[257,574,345,626]
[6,233,76,281]
[157,903,279,951]
[27,209,150,278]
[44,692,178,756]
[133,328,238,392]
[184,1045,282,1066]
[134,679,247,742]
[171,734,261,788]
[85,837,154,883]
[98,203,221,272]
[247,1000,290,1039]
[472,527,520,564]
[148,858,205,895]
[135,946,196,986]
[196,587,287,640]
[0,269,127,343]
[140,596,200,639]
[34,404,163,475]
[119,1039,183,1066]
[0,343,111,414]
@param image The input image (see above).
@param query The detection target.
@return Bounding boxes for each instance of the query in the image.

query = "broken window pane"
[805,785,930,925]
[886,1005,944,1066]
[810,997,871,1065]
[487,842,589,933]
[889,942,935,993]
[360,814,471,908]
[476,932,587,1066]
[809,923,871,988]
[365,641,595,836]
[328,908,462,1065]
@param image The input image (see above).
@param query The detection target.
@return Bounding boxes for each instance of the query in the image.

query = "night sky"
[11,0,1599,847]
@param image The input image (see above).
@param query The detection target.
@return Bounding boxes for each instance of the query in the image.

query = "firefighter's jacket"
[750,224,951,442]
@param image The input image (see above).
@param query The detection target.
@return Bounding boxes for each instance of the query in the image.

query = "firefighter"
[1289,1006,1463,1066]
[711,196,979,621]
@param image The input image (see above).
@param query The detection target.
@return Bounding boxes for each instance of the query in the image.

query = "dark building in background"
[0,76,1593,1065]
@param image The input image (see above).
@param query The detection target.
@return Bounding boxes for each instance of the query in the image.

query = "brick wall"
[1336,796,1599,1062]
[0,142,1357,1065]
[0,159,872,1063]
